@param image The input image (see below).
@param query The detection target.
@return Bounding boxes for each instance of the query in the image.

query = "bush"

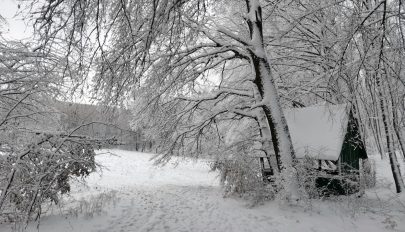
[294,157,375,198]
[211,155,275,204]
[0,134,96,224]
[211,155,375,204]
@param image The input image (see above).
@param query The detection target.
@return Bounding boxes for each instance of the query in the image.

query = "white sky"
[0,0,32,40]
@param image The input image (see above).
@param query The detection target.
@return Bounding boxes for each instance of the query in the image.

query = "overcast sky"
[0,0,32,40]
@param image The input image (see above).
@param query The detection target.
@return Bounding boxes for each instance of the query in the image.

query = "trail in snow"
[1,149,405,232]
[88,186,270,232]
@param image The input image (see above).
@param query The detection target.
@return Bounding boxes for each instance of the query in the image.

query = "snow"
[284,104,349,160]
[84,150,217,188]
[1,149,404,232]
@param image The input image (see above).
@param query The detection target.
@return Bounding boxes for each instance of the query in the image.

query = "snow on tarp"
[284,104,349,161]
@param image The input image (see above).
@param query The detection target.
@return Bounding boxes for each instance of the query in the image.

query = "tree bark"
[246,0,298,200]
[359,0,405,193]
[378,79,405,193]
[252,85,280,174]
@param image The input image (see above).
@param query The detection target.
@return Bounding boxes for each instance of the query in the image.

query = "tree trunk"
[246,0,298,200]
[253,85,280,174]
[359,0,405,193]
[388,82,405,160]
[377,74,405,193]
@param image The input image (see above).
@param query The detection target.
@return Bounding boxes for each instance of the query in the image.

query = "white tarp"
[284,104,349,161]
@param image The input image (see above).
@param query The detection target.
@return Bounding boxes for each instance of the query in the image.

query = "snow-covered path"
[79,186,273,232]
[2,149,405,232]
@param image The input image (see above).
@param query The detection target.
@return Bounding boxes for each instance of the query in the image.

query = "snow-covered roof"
[284,104,350,161]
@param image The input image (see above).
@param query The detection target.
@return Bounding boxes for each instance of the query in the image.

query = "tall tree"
[29,0,301,198]
[0,36,102,224]
[26,0,405,195]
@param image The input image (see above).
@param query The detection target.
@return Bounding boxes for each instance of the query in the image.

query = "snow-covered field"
[2,149,405,232]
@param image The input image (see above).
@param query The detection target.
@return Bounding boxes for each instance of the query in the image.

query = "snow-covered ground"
[2,149,405,232]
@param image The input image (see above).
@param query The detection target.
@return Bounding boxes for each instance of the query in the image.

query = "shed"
[262,104,368,194]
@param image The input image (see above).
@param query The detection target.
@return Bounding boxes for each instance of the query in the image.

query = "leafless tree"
[24,0,405,195]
